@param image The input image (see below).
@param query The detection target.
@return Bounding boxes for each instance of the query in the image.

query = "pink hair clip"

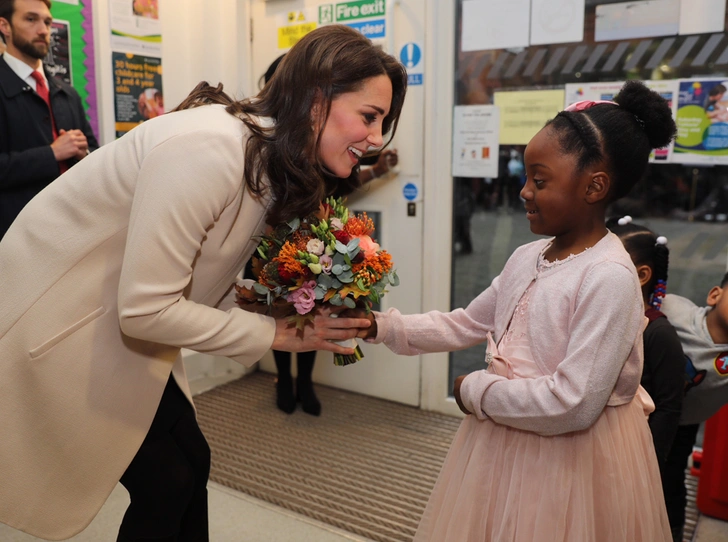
[564,99,618,112]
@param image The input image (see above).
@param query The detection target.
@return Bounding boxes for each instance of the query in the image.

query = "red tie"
[30,70,66,173]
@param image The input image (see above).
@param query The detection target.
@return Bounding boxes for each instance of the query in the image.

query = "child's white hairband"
[617,215,632,226]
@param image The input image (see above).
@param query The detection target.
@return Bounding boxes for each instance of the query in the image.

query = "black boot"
[296,352,321,416]
[273,351,296,414]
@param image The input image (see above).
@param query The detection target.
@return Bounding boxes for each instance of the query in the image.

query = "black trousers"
[663,423,700,540]
[118,375,211,542]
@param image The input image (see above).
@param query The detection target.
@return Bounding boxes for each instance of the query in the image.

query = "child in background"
[661,272,728,542]
[359,81,676,541]
[607,216,685,479]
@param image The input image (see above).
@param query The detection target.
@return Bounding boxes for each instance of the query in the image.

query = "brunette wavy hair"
[172,25,407,223]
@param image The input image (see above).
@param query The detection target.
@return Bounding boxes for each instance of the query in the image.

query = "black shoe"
[296,379,321,416]
[276,376,296,414]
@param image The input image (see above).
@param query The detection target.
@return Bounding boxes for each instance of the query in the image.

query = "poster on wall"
[564,80,679,162]
[45,20,71,84]
[113,52,163,138]
[277,1,388,51]
[493,89,565,145]
[277,8,318,50]
[110,0,161,56]
[673,78,728,164]
[451,105,500,178]
[49,1,97,137]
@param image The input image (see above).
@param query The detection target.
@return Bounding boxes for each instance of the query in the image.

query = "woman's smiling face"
[316,74,392,178]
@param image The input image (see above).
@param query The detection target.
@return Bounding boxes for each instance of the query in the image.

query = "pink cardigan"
[372,232,645,436]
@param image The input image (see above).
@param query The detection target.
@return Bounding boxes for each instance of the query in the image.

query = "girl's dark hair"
[607,217,669,310]
[547,81,677,202]
[172,25,407,224]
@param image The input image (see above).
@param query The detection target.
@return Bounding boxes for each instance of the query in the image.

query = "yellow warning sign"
[278,23,317,49]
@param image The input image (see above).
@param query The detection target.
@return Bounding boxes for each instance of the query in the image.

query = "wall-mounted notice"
[109,0,161,55]
[595,0,679,42]
[564,80,679,162]
[452,105,500,178]
[277,8,317,49]
[45,20,71,84]
[461,0,530,52]
[674,78,728,164]
[530,0,585,46]
[317,1,387,40]
[113,52,163,138]
[679,0,726,35]
[494,89,564,145]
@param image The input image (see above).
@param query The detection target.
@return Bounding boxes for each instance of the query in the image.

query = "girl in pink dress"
[361,81,676,541]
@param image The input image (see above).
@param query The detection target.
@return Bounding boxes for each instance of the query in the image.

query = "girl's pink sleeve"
[460,262,644,436]
[369,275,500,355]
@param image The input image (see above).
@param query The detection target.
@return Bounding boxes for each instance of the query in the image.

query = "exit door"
[249,0,426,406]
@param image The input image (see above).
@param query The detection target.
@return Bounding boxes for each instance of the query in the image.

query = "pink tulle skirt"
[414,397,671,542]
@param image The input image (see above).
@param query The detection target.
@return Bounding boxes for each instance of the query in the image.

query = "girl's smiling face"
[520,126,593,239]
[316,74,392,178]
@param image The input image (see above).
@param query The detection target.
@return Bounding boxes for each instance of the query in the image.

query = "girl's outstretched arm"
[366,274,501,355]
[459,261,644,436]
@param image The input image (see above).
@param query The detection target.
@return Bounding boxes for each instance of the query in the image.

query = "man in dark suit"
[0,0,98,239]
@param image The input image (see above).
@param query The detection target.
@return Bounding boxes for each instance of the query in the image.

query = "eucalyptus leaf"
[332,264,343,275]
[252,283,269,295]
[346,238,360,251]
[335,241,348,254]
[330,294,343,306]
[343,296,356,309]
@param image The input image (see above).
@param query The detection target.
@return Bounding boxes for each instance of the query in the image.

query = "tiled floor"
[0,369,726,542]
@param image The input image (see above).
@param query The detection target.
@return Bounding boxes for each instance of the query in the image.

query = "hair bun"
[614,81,677,150]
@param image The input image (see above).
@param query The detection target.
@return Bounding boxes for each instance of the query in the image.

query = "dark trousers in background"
[117,375,211,542]
[663,423,700,542]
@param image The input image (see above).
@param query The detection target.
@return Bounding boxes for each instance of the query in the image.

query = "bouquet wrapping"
[235,197,399,366]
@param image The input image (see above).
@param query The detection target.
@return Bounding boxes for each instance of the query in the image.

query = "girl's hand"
[453,375,471,415]
[271,307,371,354]
[340,308,377,339]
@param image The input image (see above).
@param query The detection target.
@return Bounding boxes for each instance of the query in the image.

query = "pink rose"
[357,235,380,257]
[287,280,317,315]
[330,217,344,231]
[320,254,333,274]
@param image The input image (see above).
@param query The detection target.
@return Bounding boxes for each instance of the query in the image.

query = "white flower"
[306,238,325,256]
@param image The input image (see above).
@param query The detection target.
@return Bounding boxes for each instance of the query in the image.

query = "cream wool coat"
[0,104,277,539]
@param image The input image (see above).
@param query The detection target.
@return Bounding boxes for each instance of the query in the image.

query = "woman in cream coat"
[0,25,406,541]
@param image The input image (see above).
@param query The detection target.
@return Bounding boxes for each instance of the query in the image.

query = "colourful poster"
[110,0,161,55]
[564,80,679,162]
[45,20,72,84]
[113,52,163,138]
[50,1,97,137]
[674,78,728,164]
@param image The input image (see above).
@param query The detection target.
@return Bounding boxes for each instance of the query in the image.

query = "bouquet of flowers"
[235,197,399,366]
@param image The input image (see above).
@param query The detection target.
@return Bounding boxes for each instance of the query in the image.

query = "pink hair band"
[564,99,618,112]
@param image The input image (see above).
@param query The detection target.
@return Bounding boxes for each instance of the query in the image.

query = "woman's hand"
[271,307,371,354]
[453,375,471,415]
[371,149,398,178]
